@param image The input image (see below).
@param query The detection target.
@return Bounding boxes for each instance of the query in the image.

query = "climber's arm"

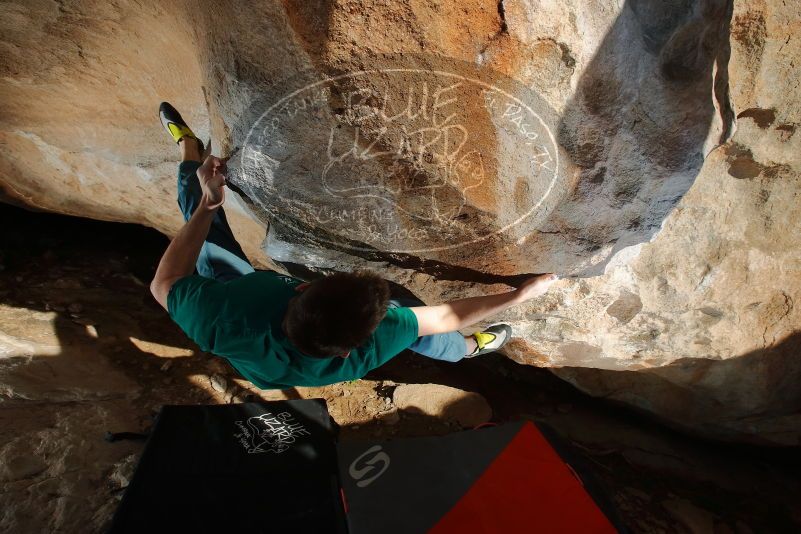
[150,197,218,309]
[409,274,557,336]
[150,155,227,310]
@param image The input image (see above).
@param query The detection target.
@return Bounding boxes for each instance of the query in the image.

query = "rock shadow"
[552,0,735,274]
[0,204,241,427]
[553,330,801,446]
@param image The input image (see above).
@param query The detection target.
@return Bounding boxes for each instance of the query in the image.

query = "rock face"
[392,383,492,427]
[0,0,799,444]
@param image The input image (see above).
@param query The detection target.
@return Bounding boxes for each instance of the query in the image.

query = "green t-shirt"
[167,272,419,389]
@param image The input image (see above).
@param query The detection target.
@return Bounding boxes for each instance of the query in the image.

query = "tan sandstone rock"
[392,383,492,427]
[0,0,798,444]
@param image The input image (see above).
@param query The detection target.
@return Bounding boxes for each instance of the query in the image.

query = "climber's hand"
[197,154,228,209]
[513,273,559,303]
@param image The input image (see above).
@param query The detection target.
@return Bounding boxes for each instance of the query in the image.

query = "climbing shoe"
[159,101,202,151]
[466,323,512,358]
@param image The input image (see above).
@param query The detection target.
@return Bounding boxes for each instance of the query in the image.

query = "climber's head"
[283,270,391,358]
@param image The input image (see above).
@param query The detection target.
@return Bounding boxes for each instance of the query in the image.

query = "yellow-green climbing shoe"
[467,323,512,358]
[159,101,198,144]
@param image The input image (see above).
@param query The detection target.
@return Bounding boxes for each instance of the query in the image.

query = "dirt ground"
[0,204,799,533]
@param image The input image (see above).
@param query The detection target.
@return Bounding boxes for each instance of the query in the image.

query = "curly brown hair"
[283,270,391,357]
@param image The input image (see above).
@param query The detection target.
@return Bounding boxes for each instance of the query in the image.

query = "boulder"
[392,383,492,428]
[0,0,798,443]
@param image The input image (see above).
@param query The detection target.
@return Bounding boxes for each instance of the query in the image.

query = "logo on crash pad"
[349,445,391,488]
[239,64,560,254]
[233,411,311,454]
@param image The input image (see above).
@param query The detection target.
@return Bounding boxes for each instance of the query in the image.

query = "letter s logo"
[349,445,390,488]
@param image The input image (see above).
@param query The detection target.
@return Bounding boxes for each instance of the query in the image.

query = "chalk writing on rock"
[240,67,560,254]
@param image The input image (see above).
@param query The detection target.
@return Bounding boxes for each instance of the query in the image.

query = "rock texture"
[0,0,799,444]
[4,211,801,532]
[392,383,492,427]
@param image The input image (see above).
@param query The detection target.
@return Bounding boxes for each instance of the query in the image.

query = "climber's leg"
[176,157,255,282]
[388,299,468,362]
[161,101,255,282]
[180,135,202,162]
[389,298,512,360]
[405,328,471,362]
[405,323,513,360]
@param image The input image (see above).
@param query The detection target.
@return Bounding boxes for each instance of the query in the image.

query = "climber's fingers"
[198,155,228,189]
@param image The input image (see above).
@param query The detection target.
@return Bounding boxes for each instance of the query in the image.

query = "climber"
[149,102,558,389]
